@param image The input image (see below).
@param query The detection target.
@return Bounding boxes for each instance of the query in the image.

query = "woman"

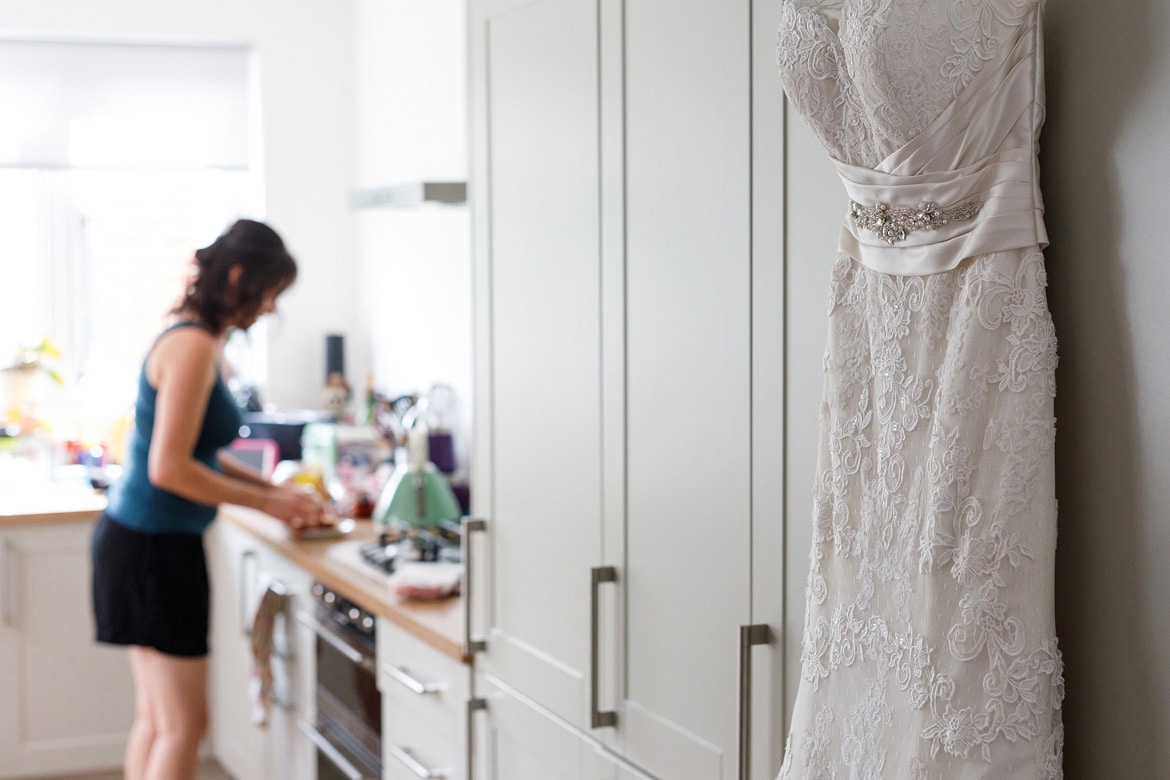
[92,218,323,780]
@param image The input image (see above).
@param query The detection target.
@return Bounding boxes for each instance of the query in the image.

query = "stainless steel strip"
[590,565,618,729]
[738,623,772,780]
[297,719,363,780]
[387,743,449,779]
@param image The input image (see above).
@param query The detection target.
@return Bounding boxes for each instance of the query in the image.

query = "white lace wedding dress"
[775,1,1064,777]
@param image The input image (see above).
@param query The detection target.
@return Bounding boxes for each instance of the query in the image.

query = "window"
[0,38,257,441]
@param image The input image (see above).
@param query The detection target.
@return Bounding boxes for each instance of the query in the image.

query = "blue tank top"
[106,322,243,535]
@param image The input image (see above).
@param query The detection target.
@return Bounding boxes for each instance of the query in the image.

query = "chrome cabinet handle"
[590,566,618,728]
[1,537,11,627]
[297,720,362,780]
[388,743,449,779]
[383,663,446,695]
[738,624,771,780]
[462,517,487,656]
[467,697,487,780]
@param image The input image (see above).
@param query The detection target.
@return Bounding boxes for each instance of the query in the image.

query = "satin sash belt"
[833,149,1048,276]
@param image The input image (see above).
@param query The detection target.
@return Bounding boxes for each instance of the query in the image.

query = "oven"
[295,581,382,780]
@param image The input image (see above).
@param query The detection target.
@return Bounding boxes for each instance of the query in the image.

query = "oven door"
[295,608,382,780]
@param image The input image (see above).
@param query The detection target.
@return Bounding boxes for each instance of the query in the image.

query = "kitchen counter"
[217,504,468,664]
[0,484,107,527]
[0,486,467,664]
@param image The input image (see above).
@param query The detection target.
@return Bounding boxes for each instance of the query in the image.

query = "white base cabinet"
[378,618,470,780]
[206,519,316,780]
[0,520,136,779]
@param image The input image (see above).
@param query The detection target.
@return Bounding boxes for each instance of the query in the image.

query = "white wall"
[353,0,472,467]
[1043,1,1170,776]
[0,0,362,411]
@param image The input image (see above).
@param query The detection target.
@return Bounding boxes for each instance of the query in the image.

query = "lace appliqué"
[777,0,1042,167]
[785,251,1063,779]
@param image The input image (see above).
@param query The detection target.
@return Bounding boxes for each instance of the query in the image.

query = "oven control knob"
[311,583,324,598]
[361,615,374,631]
[348,607,362,622]
[324,590,336,604]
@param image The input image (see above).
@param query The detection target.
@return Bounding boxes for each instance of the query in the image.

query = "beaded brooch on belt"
[849,199,983,245]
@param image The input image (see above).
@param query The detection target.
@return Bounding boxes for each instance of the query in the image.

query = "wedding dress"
[775,1,1064,777]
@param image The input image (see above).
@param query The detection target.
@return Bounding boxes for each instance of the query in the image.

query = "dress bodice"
[777,0,1043,172]
[777,0,1048,276]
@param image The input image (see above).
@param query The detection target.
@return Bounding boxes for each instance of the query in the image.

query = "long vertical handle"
[239,549,257,637]
[466,697,487,780]
[590,566,618,729]
[738,624,771,780]
[1,537,11,627]
[462,517,487,657]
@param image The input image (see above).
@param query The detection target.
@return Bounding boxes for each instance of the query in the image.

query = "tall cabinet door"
[470,0,604,734]
[620,1,756,778]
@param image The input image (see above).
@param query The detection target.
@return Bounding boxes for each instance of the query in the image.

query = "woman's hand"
[262,486,325,531]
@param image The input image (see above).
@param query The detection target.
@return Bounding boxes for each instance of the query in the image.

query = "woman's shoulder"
[146,321,220,387]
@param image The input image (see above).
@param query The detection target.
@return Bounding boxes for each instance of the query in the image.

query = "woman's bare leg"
[129,647,209,780]
[124,647,156,780]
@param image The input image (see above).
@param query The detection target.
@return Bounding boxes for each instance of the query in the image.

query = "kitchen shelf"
[349,181,467,209]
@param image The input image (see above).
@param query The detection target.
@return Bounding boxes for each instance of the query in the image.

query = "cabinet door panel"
[0,523,135,779]
[622,0,753,777]
[480,0,602,731]
[480,676,612,780]
[206,522,271,780]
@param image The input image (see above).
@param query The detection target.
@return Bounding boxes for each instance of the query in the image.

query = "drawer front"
[378,617,470,779]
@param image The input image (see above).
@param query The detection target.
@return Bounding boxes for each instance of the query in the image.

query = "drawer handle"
[388,743,449,779]
[384,663,447,695]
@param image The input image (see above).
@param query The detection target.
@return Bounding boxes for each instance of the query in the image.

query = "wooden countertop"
[218,504,469,664]
[0,484,107,527]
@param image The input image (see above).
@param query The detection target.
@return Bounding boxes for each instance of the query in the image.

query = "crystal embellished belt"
[849,199,984,245]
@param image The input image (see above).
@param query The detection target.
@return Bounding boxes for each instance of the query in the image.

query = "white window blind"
[0,38,251,170]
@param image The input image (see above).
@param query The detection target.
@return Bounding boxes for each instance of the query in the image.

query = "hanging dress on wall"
[775,0,1064,777]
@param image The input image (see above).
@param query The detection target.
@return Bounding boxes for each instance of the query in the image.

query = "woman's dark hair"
[174,219,297,334]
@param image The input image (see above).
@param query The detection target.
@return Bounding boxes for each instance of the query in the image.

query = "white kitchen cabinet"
[468,0,788,777]
[206,518,315,780]
[0,519,136,779]
[468,0,606,738]
[378,617,470,780]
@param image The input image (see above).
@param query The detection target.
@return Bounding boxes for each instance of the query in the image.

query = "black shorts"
[91,512,210,658]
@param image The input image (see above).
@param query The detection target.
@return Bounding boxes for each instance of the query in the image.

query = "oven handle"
[297,719,363,780]
[387,744,449,779]
[294,610,375,672]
